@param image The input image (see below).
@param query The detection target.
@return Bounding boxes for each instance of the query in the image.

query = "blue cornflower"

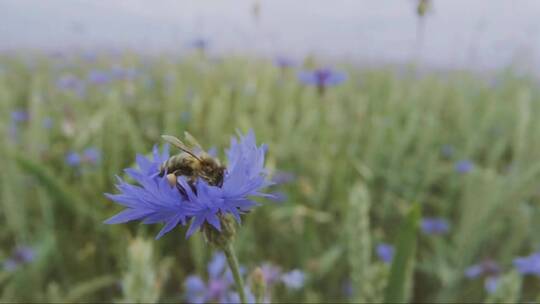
[110,66,138,81]
[455,160,474,174]
[260,263,282,286]
[87,70,112,85]
[281,269,305,290]
[421,217,450,235]
[376,243,394,264]
[513,252,540,276]
[298,68,347,94]
[190,38,209,51]
[82,147,101,165]
[56,74,85,94]
[3,246,35,272]
[464,260,501,294]
[9,109,29,141]
[105,131,272,239]
[65,151,81,167]
[273,57,297,69]
[441,144,454,158]
[66,147,102,168]
[11,110,29,123]
[184,252,251,303]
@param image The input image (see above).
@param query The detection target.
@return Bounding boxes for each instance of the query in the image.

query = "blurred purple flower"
[484,276,499,294]
[190,38,209,51]
[465,260,501,294]
[87,70,112,85]
[441,144,454,158]
[9,109,29,141]
[260,263,282,286]
[281,269,305,290]
[298,68,347,93]
[65,151,81,167]
[56,74,85,94]
[342,279,354,298]
[11,110,29,123]
[3,246,35,272]
[184,252,251,303]
[421,217,450,235]
[274,56,297,69]
[82,147,101,165]
[455,160,474,174]
[376,243,394,264]
[513,252,540,276]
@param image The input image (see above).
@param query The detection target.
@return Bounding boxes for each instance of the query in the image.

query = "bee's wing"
[184,131,204,150]
[161,135,200,160]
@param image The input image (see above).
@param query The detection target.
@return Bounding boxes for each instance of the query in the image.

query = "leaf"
[14,155,97,222]
[316,246,343,276]
[384,202,421,303]
[64,275,117,302]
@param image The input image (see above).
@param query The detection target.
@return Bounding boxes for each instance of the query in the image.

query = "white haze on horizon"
[1,0,540,71]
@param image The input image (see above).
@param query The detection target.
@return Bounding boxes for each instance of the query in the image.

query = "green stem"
[223,242,247,304]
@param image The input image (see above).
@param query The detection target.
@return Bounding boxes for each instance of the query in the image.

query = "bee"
[160,133,225,187]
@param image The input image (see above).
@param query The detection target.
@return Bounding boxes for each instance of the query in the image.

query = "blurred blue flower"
[464,260,501,293]
[11,110,29,123]
[281,269,305,290]
[464,264,483,279]
[66,148,101,168]
[342,279,354,298]
[184,252,249,303]
[376,243,394,264]
[465,260,500,279]
[65,151,81,167]
[184,276,207,304]
[82,147,101,165]
[274,56,297,69]
[421,217,450,235]
[3,246,35,272]
[455,160,474,174]
[260,263,282,286]
[484,276,499,294]
[9,109,29,142]
[105,131,273,239]
[87,70,112,85]
[56,74,85,94]
[513,252,540,276]
[441,144,455,158]
[190,38,209,51]
[298,68,347,90]
[111,66,138,81]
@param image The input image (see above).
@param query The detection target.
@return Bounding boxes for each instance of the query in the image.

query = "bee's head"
[200,157,226,186]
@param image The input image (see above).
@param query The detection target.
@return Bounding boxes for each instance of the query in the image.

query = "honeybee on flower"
[104,130,274,240]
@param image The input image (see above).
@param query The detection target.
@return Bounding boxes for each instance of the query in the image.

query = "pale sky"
[1,0,540,70]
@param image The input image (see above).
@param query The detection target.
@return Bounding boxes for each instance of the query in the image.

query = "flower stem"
[223,242,247,304]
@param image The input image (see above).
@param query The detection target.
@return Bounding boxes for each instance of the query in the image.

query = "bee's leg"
[166,173,177,187]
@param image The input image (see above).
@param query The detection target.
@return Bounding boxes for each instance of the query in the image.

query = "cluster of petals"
[105,131,272,239]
